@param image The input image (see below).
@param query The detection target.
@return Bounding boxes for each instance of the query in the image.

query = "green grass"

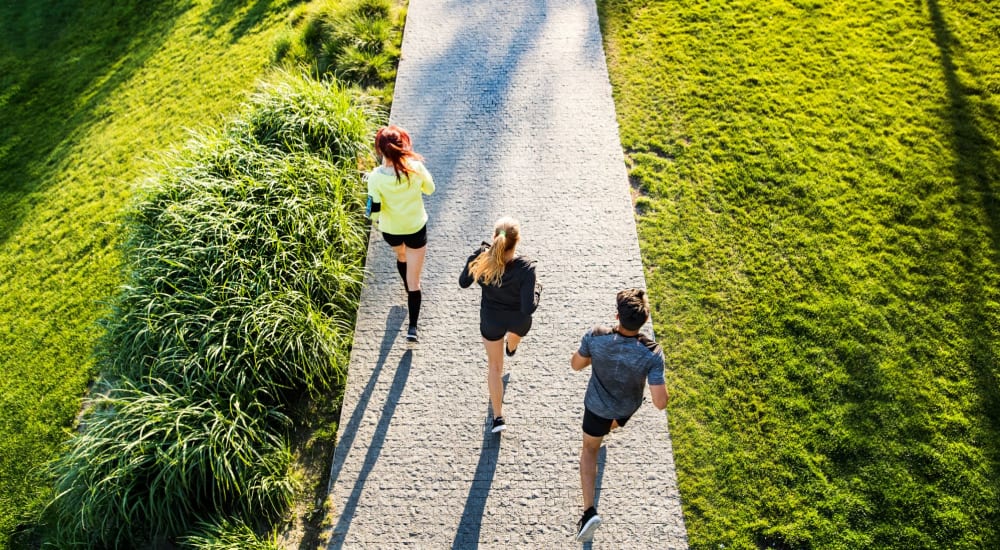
[0,0,311,545]
[49,382,295,547]
[179,517,281,550]
[597,0,1000,548]
[45,72,380,547]
[273,0,405,104]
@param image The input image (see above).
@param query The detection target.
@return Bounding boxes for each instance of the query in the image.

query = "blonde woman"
[459,217,539,433]
[366,125,435,342]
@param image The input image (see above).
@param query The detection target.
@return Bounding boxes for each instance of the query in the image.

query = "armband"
[366,196,381,218]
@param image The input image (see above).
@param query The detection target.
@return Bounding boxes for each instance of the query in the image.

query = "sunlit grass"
[179,517,281,550]
[273,0,405,104]
[598,0,1000,548]
[0,0,303,544]
[46,72,381,547]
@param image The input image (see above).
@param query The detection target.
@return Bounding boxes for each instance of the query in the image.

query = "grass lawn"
[0,0,302,543]
[597,0,999,548]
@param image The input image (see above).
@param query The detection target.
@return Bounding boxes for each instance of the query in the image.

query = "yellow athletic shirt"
[366,160,435,235]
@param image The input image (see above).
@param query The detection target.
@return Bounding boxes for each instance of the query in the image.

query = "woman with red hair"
[366,125,435,341]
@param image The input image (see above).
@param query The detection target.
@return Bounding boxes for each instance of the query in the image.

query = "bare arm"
[571,351,592,371]
[649,383,668,410]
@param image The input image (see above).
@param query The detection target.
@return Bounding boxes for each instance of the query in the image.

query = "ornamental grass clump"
[235,71,377,161]
[178,517,281,550]
[49,383,293,547]
[102,139,369,400]
[47,73,381,547]
[273,0,403,101]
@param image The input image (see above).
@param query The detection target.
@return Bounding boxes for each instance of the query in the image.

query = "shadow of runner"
[450,374,510,549]
[329,346,414,548]
[324,306,405,503]
[451,420,501,548]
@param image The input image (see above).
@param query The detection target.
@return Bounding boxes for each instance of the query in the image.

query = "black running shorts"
[382,224,427,249]
[582,406,632,438]
[480,310,532,341]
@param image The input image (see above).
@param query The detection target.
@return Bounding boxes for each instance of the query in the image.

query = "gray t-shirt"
[578,325,666,419]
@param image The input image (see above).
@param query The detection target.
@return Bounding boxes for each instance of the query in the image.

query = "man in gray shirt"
[570,288,669,542]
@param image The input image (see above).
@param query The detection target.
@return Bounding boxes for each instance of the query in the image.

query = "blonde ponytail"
[469,217,520,286]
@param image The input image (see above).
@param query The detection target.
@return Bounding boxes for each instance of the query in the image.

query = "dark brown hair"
[616,288,649,331]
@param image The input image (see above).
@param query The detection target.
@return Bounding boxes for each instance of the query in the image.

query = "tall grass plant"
[0,0,304,544]
[273,0,405,104]
[46,72,381,548]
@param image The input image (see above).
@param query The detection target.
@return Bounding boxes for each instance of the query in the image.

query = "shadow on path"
[323,305,406,548]
[450,420,501,548]
[329,345,413,548]
[392,0,555,239]
[450,374,509,549]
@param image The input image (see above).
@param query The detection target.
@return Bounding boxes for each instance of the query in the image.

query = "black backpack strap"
[590,325,613,337]
[636,333,662,354]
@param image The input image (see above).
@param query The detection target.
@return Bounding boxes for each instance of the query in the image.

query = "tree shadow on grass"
[826,2,1000,546]
[203,0,304,43]
[924,0,1000,546]
[0,0,192,245]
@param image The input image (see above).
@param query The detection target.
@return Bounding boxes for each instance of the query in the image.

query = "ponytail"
[375,125,423,184]
[468,218,520,286]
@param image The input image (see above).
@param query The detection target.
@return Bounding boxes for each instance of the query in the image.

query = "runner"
[460,217,540,433]
[570,288,669,541]
[366,125,435,342]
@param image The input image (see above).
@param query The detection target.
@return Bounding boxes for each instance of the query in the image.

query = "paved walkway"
[323,0,688,547]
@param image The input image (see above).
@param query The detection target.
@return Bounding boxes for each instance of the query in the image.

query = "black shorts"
[582,407,632,438]
[382,224,427,249]
[480,310,532,341]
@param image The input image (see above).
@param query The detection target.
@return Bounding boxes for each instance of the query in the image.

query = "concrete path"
[323,0,688,547]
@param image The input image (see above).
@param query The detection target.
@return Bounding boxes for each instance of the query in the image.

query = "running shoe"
[406,326,418,342]
[505,337,517,357]
[491,416,506,433]
[576,506,602,542]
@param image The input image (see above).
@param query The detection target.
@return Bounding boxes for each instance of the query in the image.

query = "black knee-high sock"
[396,261,408,291]
[407,289,421,329]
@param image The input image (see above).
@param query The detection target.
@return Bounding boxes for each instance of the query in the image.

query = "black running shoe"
[576,506,602,542]
[504,338,516,357]
[491,416,506,433]
[406,326,418,342]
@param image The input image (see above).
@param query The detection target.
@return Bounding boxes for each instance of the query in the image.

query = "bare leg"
[505,332,522,354]
[391,244,407,263]
[405,245,426,291]
[580,433,604,510]
[483,337,505,418]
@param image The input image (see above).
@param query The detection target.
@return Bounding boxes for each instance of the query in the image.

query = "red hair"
[375,125,423,183]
